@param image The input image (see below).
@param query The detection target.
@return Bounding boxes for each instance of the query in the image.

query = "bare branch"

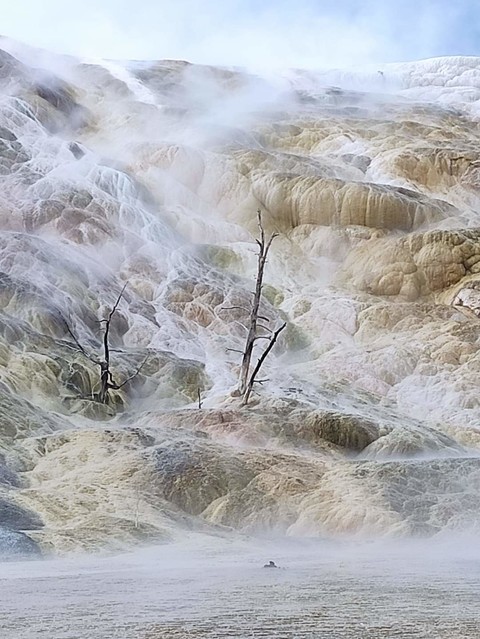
[226,348,244,354]
[115,355,149,389]
[102,281,128,371]
[256,209,265,249]
[242,322,286,406]
[107,282,128,323]
[265,232,278,254]
[62,317,99,364]
[197,388,203,409]
[60,339,90,356]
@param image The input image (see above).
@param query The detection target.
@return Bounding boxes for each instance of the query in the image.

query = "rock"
[0,527,41,558]
[338,229,480,299]
[0,497,43,531]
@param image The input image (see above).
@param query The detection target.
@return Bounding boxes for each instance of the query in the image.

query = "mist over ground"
[2,535,480,637]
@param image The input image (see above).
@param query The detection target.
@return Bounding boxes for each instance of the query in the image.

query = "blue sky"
[1,0,479,69]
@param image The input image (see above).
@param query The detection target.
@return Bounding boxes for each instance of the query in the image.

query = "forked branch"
[242,322,286,406]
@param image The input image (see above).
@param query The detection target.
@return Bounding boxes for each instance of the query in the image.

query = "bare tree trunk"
[97,282,127,404]
[99,362,110,404]
[242,322,286,406]
[238,210,277,395]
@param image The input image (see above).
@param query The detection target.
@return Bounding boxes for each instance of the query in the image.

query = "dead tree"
[63,283,147,404]
[238,210,278,395]
[241,320,286,406]
[228,210,286,405]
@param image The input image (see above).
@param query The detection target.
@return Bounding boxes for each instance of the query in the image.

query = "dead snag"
[97,282,127,403]
[238,210,278,396]
[231,210,285,405]
[63,283,147,404]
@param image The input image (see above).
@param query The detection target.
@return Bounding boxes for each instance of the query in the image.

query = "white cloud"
[0,0,478,69]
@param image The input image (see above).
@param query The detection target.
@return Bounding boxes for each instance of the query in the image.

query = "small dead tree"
[63,283,147,404]
[229,210,286,405]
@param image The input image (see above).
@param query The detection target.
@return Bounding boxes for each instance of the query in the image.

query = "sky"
[1,0,480,69]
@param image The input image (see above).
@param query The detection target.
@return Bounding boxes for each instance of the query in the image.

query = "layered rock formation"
[0,39,480,553]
